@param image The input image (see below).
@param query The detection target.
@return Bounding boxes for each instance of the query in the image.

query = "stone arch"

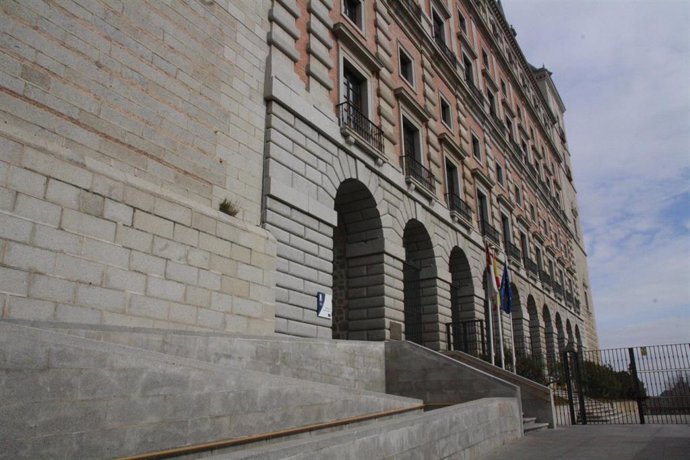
[575,324,583,352]
[527,295,542,359]
[566,318,574,349]
[332,179,385,340]
[510,283,527,358]
[448,247,476,351]
[543,305,557,375]
[555,312,566,358]
[402,219,437,346]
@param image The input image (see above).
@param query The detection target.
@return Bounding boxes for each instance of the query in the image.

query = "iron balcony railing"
[525,258,538,275]
[399,0,422,20]
[553,282,564,298]
[481,221,501,245]
[528,163,538,177]
[508,242,522,264]
[434,35,457,66]
[404,154,435,192]
[466,80,484,102]
[565,291,574,305]
[446,192,473,222]
[337,101,384,153]
[539,270,552,287]
[574,298,581,312]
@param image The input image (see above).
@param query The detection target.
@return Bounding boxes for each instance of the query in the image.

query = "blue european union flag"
[500,263,512,314]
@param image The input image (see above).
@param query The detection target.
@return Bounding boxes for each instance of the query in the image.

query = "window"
[343,61,367,114]
[501,213,511,248]
[488,92,496,116]
[501,79,507,94]
[463,54,474,85]
[495,163,504,185]
[505,118,513,139]
[482,49,489,68]
[514,185,522,206]
[535,246,543,271]
[458,12,467,34]
[343,0,363,29]
[530,203,536,220]
[477,190,489,228]
[445,159,460,196]
[399,47,414,87]
[402,117,421,161]
[432,11,446,45]
[471,134,481,160]
[440,95,452,128]
[520,231,529,260]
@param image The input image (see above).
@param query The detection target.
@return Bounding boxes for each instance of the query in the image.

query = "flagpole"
[510,313,517,373]
[495,250,505,369]
[485,244,495,366]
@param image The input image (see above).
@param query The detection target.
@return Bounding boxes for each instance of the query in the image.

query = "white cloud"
[502,0,690,348]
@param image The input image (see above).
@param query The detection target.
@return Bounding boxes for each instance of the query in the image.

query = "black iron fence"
[337,101,384,153]
[508,242,522,264]
[445,319,486,358]
[554,344,690,426]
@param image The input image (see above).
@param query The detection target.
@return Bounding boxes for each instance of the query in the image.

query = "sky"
[501,0,690,349]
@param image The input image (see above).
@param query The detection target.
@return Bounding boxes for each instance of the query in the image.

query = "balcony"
[508,242,522,264]
[481,221,501,245]
[565,291,574,305]
[553,282,564,298]
[337,101,384,154]
[528,163,538,178]
[404,154,435,194]
[466,80,485,103]
[434,35,457,67]
[446,192,473,224]
[525,258,538,276]
[399,0,422,20]
[539,270,552,288]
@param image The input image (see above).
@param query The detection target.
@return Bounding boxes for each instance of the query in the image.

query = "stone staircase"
[0,321,524,459]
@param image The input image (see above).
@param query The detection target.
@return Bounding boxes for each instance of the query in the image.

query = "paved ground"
[481,424,690,460]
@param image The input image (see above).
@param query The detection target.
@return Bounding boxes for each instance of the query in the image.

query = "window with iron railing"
[337,101,384,153]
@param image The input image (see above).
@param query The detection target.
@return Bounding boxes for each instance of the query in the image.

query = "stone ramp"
[181,399,521,459]
[0,321,420,459]
[7,320,387,392]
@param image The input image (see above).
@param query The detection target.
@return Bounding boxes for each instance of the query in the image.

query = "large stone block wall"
[0,133,276,333]
[0,1,277,331]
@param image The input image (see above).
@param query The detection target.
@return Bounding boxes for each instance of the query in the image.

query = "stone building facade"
[0,0,277,335]
[0,0,598,369]
[262,0,599,363]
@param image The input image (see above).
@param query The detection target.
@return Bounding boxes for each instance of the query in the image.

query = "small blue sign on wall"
[316,292,332,319]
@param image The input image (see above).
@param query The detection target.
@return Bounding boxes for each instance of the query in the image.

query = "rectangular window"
[501,213,511,247]
[459,12,467,33]
[477,190,489,228]
[343,61,366,113]
[506,118,513,139]
[520,232,529,259]
[482,49,489,68]
[440,95,452,128]
[501,79,507,94]
[530,203,536,220]
[536,246,543,271]
[343,0,363,29]
[514,185,522,206]
[403,117,421,161]
[488,92,496,116]
[445,159,460,195]
[463,55,474,85]
[495,163,504,185]
[399,47,414,86]
[432,11,446,45]
[472,134,481,160]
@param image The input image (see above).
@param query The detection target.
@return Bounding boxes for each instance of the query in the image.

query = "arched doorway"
[543,305,556,375]
[332,180,384,340]
[555,313,566,357]
[575,325,583,352]
[566,319,574,350]
[448,247,475,352]
[527,295,542,359]
[403,220,437,345]
[510,283,526,358]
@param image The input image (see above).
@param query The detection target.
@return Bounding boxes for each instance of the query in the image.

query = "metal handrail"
[508,242,522,263]
[482,221,501,245]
